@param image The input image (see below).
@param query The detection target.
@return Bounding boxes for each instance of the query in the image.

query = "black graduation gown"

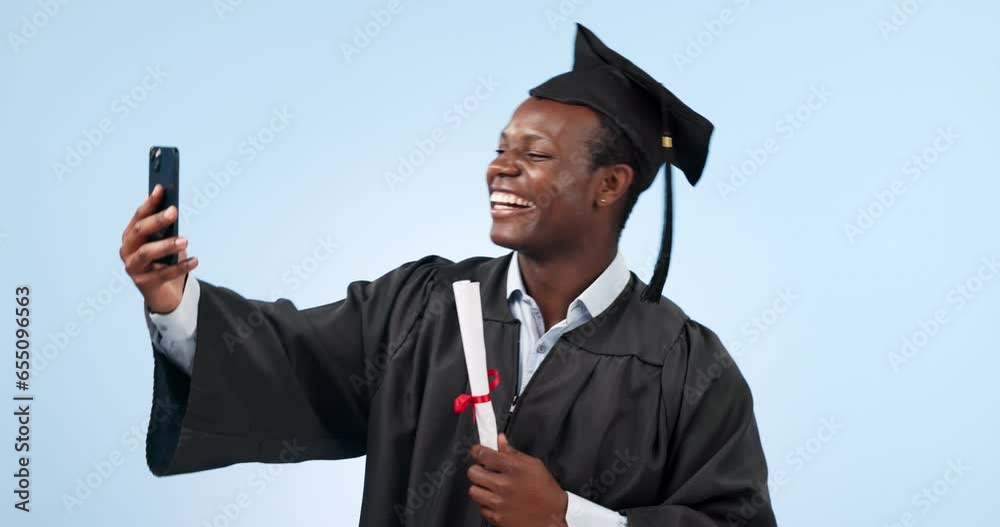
[146,252,777,526]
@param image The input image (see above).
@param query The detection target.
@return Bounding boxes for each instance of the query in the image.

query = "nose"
[487,151,520,183]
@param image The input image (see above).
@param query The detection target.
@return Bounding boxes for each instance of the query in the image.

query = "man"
[121,24,776,526]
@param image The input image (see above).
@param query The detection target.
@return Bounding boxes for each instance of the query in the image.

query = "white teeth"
[490,191,534,207]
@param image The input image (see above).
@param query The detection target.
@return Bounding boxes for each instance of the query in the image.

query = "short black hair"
[588,113,643,234]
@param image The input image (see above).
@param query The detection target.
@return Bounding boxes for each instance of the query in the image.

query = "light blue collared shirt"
[145,251,631,526]
[505,250,631,395]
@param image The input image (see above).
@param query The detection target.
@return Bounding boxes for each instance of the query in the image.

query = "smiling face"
[488,97,633,257]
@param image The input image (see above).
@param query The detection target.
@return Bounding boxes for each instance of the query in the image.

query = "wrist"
[146,298,180,315]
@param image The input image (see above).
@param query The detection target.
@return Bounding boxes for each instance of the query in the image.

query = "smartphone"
[148,146,179,265]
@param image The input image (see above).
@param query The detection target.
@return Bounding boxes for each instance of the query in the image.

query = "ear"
[595,163,634,207]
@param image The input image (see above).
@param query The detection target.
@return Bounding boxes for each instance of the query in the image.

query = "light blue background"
[2,0,998,525]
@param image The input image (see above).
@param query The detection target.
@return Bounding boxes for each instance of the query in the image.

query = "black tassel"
[641,164,673,303]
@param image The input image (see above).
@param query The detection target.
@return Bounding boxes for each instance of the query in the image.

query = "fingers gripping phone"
[148,146,179,265]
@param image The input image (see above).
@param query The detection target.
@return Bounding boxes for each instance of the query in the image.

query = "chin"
[490,224,528,251]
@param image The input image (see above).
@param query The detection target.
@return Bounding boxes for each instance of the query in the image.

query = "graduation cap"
[529,23,714,303]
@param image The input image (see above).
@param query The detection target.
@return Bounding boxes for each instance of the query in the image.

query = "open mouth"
[490,190,536,212]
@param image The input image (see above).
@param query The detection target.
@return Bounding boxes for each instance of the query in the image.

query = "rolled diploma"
[452,280,498,450]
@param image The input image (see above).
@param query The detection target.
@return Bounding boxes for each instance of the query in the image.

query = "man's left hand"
[468,433,568,527]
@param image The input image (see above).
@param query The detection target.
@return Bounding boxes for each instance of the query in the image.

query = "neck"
[516,243,617,331]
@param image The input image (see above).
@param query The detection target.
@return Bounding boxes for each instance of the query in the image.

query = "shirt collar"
[505,250,631,319]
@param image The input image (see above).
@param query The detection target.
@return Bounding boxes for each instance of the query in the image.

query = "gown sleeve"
[145,255,444,476]
[621,320,777,527]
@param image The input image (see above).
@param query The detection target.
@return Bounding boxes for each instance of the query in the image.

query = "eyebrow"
[499,131,553,143]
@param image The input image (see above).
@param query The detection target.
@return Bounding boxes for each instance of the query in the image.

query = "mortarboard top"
[529,23,714,303]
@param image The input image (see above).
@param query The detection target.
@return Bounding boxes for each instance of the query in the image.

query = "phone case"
[148,146,179,265]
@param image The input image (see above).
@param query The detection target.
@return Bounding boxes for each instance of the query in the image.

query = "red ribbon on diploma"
[453,369,501,421]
